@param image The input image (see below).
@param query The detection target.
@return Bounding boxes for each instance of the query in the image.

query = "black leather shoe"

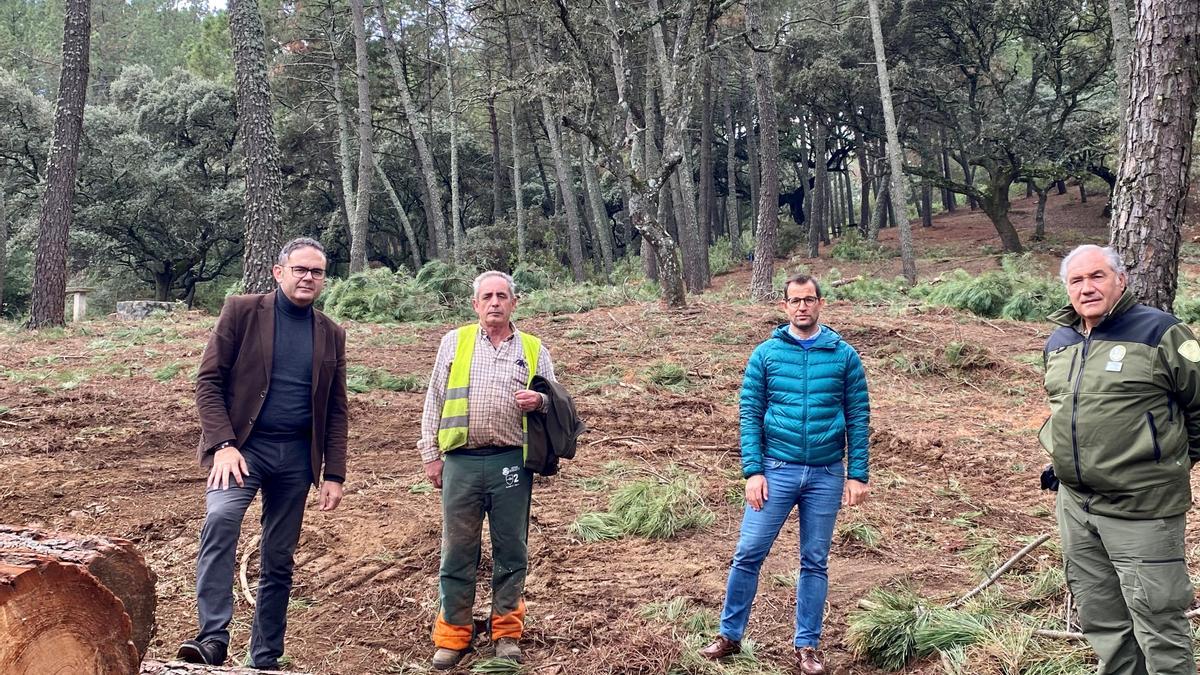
[177,639,228,666]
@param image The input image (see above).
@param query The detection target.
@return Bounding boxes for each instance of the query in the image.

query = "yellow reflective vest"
[437,324,542,459]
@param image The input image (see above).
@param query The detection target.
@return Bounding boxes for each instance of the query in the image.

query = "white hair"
[1059,245,1126,283]
[472,270,517,298]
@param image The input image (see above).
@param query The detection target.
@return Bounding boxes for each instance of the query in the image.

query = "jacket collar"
[772,323,840,348]
[1048,289,1138,330]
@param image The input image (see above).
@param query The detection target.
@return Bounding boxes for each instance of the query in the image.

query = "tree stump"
[140,660,309,674]
[0,526,157,659]
[0,550,140,674]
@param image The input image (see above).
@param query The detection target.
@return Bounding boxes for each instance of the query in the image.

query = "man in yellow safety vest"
[418,270,556,669]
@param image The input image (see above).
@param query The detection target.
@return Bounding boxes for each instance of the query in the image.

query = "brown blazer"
[195,291,348,484]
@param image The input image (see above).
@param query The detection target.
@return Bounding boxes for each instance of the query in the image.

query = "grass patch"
[346,365,423,393]
[569,466,715,541]
[153,362,183,382]
[408,482,434,495]
[830,230,895,261]
[470,658,527,674]
[838,520,883,549]
[642,361,690,391]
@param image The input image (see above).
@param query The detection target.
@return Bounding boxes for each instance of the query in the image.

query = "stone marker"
[116,301,180,320]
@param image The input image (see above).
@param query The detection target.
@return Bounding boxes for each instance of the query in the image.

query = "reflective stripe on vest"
[437,323,541,458]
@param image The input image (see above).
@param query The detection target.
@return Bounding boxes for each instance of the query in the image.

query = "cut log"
[0,550,140,674]
[0,525,157,659]
[140,660,309,674]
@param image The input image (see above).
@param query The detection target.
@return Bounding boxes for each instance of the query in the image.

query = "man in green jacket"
[1042,244,1200,674]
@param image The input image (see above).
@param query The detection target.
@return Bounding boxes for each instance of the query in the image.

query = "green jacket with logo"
[1041,290,1200,519]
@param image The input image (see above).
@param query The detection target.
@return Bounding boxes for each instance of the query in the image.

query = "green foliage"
[153,362,183,382]
[470,658,527,674]
[837,520,883,549]
[847,585,928,670]
[709,235,747,276]
[825,275,909,304]
[642,361,690,390]
[913,256,1066,320]
[511,262,556,292]
[830,230,894,262]
[569,467,715,541]
[321,267,470,323]
[514,280,659,319]
[345,365,423,393]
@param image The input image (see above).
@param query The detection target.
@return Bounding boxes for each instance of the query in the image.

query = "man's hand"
[424,458,445,489]
[514,389,542,413]
[745,474,768,511]
[319,481,344,511]
[207,446,248,490]
[843,479,869,507]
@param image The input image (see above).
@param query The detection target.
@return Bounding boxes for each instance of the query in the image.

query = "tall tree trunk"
[724,87,741,258]
[603,0,684,305]
[867,0,916,284]
[1110,0,1134,150]
[796,123,811,226]
[698,52,715,251]
[543,107,585,279]
[747,0,779,302]
[330,59,357,229]
[377,0,448,257]
[510,98,526,263]
[809,120,828,257]
[373,157,422,270]
[348,0,374,273]
[488,93,503,224]
[854,128,871,231]
[226,0,284,295]
[524,112,554,215]
[939,128,956,212]
[582,144,614,279]
[0,188,6,312]
[842,167,856,229]
[648,0,707,292]
[1032,182,1048,242]
[871,177,889,239]
[980,168,1023,253]
[29,0,90,327]
[747,98,760,230]
[1079,180,1088,203]
[443,3,463,264]
[1110,0,1200,311]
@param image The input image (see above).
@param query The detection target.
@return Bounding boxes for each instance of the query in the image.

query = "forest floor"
[4,189,1200,674]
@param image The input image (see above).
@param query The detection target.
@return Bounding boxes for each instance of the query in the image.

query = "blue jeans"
[718,458,845,648]
[195,435,312,668]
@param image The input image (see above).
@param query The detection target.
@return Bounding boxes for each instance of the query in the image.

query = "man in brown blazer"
[177,237,348,669]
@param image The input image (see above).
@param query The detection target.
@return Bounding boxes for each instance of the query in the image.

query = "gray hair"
[472,270,517,298]
[277,237,326,265]
[1059,244,1125,282]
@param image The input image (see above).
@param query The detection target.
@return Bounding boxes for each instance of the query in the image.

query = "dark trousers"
[195,435,312,668]
[433,448,533,650]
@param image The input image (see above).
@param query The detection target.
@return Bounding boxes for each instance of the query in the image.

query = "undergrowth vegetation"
[570,466,715,541]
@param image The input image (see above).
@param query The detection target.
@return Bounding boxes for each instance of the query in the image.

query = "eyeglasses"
[287,266,326,280]
[785,296,820,308]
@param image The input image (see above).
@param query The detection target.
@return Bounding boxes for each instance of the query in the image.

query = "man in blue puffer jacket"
[700,273,871,674]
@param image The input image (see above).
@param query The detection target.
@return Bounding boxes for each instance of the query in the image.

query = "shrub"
[913,255,1065,320]
[345,365,423,393]
[321,267,470,323]
[569,467,715,541]
[830,230,894,262]
[709,235,746,276]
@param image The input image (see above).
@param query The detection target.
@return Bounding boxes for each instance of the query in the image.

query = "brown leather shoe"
[698,636,741,659]
[796,646,826,675]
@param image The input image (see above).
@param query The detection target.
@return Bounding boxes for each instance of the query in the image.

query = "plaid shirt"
[418,324,556,463]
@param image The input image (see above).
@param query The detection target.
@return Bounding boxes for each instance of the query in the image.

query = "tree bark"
[348,0,374,273]
[724,86,741,259]
[648,0,708,292]
[747,0,779,301]
[0,188,7,313]
[329,58,357,231]
[1110,0,1134,150]
[377,0,448,257]
[1110,0,1200,311]
[28,0,90,328]
[939,129,956,212]
[511,98,526,263]
[809,120,828,257]
[854,128,871,231]
[443,2,463,265]
[373,157,422,270]
[488,92,503,224]
[698,52,715,252]
[582,144,614,279]
[747,96,761,231]
[0,526,157,660]
[1032,183,1049,241]
[867,0,916,283]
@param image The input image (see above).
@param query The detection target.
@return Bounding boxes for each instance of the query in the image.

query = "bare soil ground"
[3,190,1199,674]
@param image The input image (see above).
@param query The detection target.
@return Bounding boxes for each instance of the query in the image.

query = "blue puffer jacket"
[739,324,870,481]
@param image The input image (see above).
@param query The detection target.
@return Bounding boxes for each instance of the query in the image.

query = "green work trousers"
[1057,487,1196,675]
[437,448,532,645]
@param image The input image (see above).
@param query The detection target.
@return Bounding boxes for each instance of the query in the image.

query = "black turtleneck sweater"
[254,291,314,439]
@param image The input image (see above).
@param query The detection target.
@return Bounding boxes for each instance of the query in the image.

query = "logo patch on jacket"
[1179,340,1200,363]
